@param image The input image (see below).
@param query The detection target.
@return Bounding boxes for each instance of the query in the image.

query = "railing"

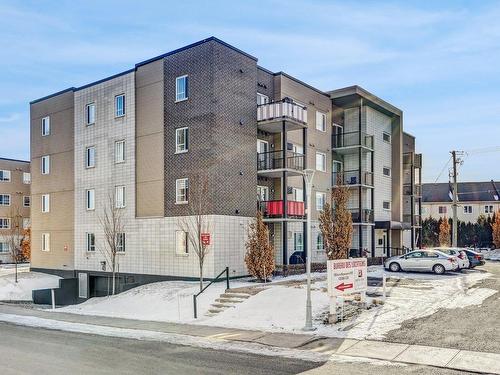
[257,150,304,171]
[258,200,305,218]
[332,131,374,149]
[414,153,422,169]
[257,99,307,124]
[193,267,230,319]
[333,170,374,186]
[403,184,422,197]
[348,208,374,223]
[403,214,422,226]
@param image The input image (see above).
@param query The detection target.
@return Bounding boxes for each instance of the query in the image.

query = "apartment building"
[0,158,31,263]
[30,37,419,298]
[422,181,500,223]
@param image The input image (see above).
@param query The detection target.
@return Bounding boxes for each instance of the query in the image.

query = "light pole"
[303,168,315,331]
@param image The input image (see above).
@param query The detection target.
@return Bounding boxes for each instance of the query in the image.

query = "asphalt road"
[0,322,320,375]
[385,261,500,353]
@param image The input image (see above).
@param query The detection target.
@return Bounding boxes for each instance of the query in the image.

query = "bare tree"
[5,205,25,283]
[178,174,213,292]
[98,192,125,295]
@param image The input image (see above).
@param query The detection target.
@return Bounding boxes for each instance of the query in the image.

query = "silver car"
[433,248,470,270]
[384,250,458,275]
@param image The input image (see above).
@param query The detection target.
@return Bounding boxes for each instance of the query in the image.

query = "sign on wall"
[327,258,367,297]
[201,233,211,246]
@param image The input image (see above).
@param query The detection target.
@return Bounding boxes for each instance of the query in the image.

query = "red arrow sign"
[335,282,353,292]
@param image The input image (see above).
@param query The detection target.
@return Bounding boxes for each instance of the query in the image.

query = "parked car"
[433,248,470,270]
[463,249,486,268]
[384,250,458,275]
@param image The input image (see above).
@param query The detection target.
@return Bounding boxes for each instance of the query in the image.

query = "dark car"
[464,249,485,268]
[289,251,305,264]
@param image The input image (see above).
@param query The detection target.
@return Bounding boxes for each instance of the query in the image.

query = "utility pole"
[450,151,464,247]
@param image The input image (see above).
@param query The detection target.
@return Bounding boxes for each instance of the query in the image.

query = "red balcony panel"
[261,200,305,218]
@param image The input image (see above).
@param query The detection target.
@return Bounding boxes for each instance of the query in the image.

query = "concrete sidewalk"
[0,303,499,374]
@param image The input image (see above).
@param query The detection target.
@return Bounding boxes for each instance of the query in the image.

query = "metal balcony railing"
[332,131,374,149]
[332,170,374,187]
[403,214,422,226]
[258,200,305,219]
[403,184,422,197]
[348,208,374,223]
[257,99,307,124]
[257,150,304,171]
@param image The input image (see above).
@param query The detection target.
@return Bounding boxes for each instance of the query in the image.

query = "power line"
[433,156,452,184]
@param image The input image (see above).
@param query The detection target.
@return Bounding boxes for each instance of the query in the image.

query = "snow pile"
[0,272,61,301]
[483,249,500,261]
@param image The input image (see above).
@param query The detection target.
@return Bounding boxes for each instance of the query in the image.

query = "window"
[485,205,494,213]
[116,233,125,252]
[0,194,10,206]
[0,170,11,181]
[0,218,10,229]
[316,233,324,250]
[438,206,447,214]
[41,194,50,213]
[383,201,391,210]
[115,186,125,208]
[86,233,96,252]
[176,178,188,204]
[23,196,30,207]
[115,94,125,117]
[22,218,30,229]
[316,111,326,132]
[86,103,95,125]
[257,186,269,201]
[316,152,326,172]
[41,116,50,136]
[294,232,303,251]
[292,188,303,202]
[23,172,31,184]
[0,243,9,253]
[42,233,50,252]
[316,192,326,211]
[464,205,473,214]
[175,127,189,153]
[176,230,189,255]
[115,140,125,163]
[86,189,95,210]
[383,132,391,143]
[175,75,189,102]
[290,143,303,155]
[257,93,269,105]
[85,146,95,168]
[41,155,50,175]
[383,167,391,177]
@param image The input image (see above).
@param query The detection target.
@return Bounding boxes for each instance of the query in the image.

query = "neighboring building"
[422,181,500,223]
[30,37,420,298]
[0,158,31,263]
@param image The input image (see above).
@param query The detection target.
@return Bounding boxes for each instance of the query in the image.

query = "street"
[0,322,319,375]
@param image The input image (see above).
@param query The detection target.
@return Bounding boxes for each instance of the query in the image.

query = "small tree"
[98,193,125,295]
[492,210,500,249]
[439,216,451,247]
[320,180,352,260]
[245,211,275,281]
[178,174,213,292]
[5,205,24,283]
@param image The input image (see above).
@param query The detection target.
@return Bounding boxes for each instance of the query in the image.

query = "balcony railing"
[403,214,422,226]
[257,150,304,171]
[403,184,422,197]
[332,131,374,149]
[257,99,307,125]
[258,200,305,219]
[348,208,374,223]
[333,170,374,187]
[415,153,422,169]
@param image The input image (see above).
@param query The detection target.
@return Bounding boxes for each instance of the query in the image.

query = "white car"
[432,248,470,270]
[384,250,458,275]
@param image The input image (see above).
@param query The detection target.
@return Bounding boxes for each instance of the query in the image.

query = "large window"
[85,146,95,168]
[23,172,31,184]
[86,189,95,210]
[175,127,189,153]
[0,170,11,181]
[316,111,326,132]
[23,196,30,207]
[42,233,50,252]
[316,152,326,172]
[176,178,189,204]
[0,218,10,229]
[115,140,125,163]
[175,75,189,102]
[316,192,326,211]
[41,155,50,175]
[115,94,125,117]
[115,186,125,208]
[42,194,50,213]
[117,233,125,252]
[86,103,95,125]
[42,116,50,136]
[86,233,96,252]
[0,242,9,253]
[176,230,188,255]
[0,194,10,206]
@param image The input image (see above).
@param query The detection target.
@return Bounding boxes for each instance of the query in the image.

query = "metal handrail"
[193,267,229,319]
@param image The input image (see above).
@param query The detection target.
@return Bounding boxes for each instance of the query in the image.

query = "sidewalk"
[0,303,499,374]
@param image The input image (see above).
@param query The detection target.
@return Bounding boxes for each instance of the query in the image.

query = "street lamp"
[303,168,315,331]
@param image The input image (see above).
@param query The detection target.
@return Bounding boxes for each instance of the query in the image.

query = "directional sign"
[327,258,367,297]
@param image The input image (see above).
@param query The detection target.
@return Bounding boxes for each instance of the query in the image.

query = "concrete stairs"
[205,291,251,317]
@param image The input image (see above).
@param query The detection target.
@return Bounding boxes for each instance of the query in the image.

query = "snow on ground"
[0,271,61,301]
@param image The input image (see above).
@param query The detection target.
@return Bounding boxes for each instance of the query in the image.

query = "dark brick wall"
[164,40,258,217]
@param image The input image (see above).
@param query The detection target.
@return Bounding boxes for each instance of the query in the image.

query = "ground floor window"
[294,232,303,251]
[0,242,9,253]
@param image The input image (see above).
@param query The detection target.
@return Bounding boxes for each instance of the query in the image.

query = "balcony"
[333,170,374,187]
[403,184,422,197]
[332,131,374,154]
[415,153,422,169]
[349,208,374,224]
[257,99,308,133]
[257,150,304,177]
[403,214,422,227]
[258,200,306,220]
